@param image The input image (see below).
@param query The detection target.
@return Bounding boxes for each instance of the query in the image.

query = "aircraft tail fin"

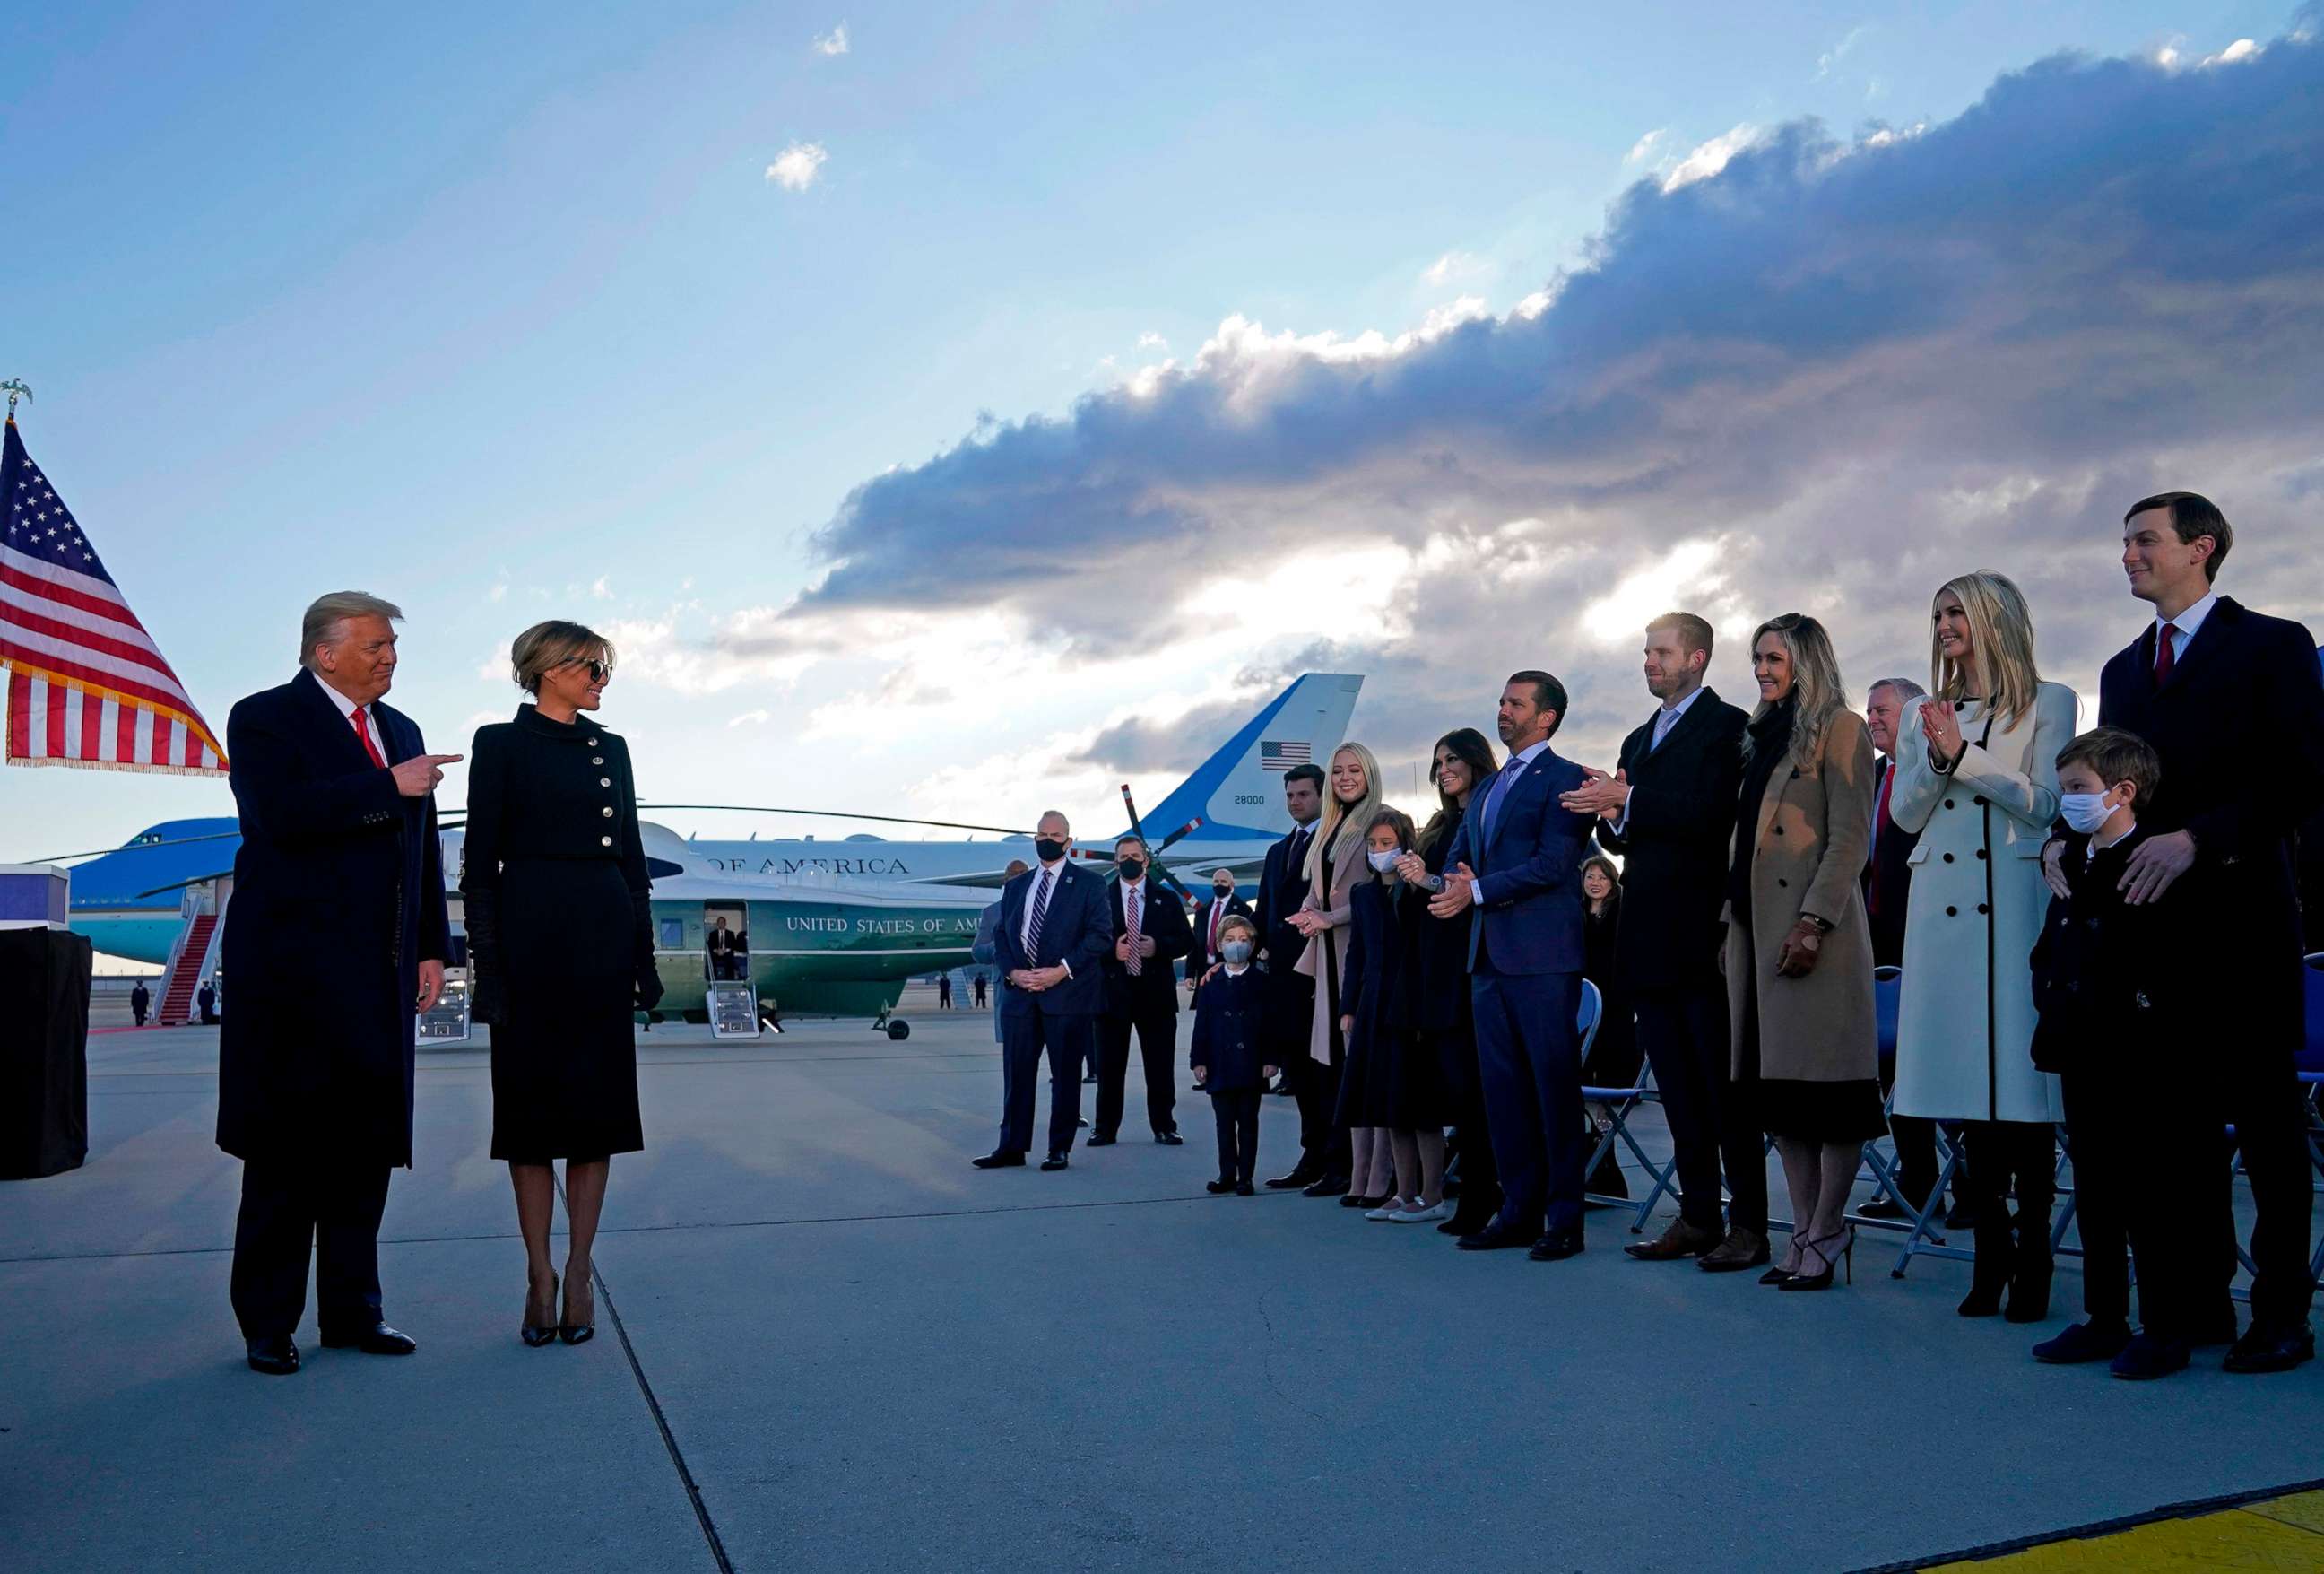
[1137,674,1363,844]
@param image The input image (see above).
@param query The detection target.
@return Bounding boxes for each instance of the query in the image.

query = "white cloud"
[1625,128,1668,166]
[487,580,507,604]
[1580,539,1732,645]
[1662,124,1761,191]
[727,709,771,727]
[591,575,612,600]
[1136,330,1169,351]
[1421,249,1492,286]
[766,142,829,192]
[1815,24,1868,81]
[812,23,849,56]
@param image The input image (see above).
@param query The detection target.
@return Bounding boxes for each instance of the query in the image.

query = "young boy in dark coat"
[1191,915,1272,1195]
[2027,726,2206,1381]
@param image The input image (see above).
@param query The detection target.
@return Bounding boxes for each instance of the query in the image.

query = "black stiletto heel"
[521,1271,559,1347]
[559,1273,594,1345]
[1782,1226,1854,1291]
[1759,1231,1806,1286]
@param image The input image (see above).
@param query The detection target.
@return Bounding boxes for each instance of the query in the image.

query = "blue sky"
[4,1,2317,860]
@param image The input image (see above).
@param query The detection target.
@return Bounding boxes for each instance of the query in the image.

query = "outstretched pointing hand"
[392,753,462,797]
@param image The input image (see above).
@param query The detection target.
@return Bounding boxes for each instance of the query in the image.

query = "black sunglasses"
[557,657,612,684]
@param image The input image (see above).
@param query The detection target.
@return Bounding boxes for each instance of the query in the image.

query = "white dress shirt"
[1611,685,1707,834]
[2156,588,2218,665]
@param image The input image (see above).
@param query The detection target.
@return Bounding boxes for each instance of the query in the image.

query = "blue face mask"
[1367,848,1402,873]
[2060,792,2115,834]
[1220,940,1253,965]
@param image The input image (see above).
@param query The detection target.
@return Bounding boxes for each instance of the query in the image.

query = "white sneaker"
[1392,1199,1452,1222]
[1364,1201,1406,1221]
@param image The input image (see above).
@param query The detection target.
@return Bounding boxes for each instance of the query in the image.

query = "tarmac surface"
[4,987,2318,1573]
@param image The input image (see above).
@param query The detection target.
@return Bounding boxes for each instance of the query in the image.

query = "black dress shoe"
[245,1335,300,1376]
[2032,1319,2131,1365]
[1206,1178,1233,1194]
[1087,1133,1118,1147]
[320,1322,417,1356]
[972,1150,1026,1168]
[1076,1116,1090,1128]
[1529,1230,1585,1262]
[1457,1225,1535,1251]
[1302,1174,1350,1198]
[1265,1167,1318,1190]
[1855,1196,1909,1222]
[1235,1181,1255,1196]
[1154,1130,1184,1146]
[1040,1152,1070,1170]
[2223,1322,2315,1374]
[2110,1331,2190,1381]
[1943,1200,1978,1230]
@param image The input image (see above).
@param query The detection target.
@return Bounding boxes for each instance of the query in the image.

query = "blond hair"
[1929,570,2042,733]
[509,620,616,695]
[1305,741,1385,886]
[299,591,403,669]
[1749,613,1849,776]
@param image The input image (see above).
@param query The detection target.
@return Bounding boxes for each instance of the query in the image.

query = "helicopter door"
[704,902,759,1039]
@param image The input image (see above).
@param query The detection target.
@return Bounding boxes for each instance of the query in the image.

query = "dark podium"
[0,929,92,1179]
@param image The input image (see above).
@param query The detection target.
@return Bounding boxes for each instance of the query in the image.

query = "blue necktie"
[1483,756,1526,842]
[1025,870,1054,965]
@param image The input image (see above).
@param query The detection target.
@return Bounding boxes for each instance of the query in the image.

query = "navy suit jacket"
[990,860,1111,1017]
[1103,880,1192,1014]
[1444,744,1591,976]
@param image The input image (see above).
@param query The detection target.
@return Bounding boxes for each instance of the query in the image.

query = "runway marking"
[1873,1478,2324,1571]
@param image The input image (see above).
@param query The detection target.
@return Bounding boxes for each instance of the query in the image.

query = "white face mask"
[1366,848,1402,873]
[2059,792,2117,835]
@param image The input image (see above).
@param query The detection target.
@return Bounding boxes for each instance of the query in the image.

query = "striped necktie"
[1125,886,1142,975]
[1025,869,1054,965]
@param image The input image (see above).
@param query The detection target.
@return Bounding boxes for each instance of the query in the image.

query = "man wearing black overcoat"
[1255,765,1339,1190]
[217,593,455,1376]
[1568,617,1763,1267]
[2064,493,2324,1373]
[1093,835,1193,1144]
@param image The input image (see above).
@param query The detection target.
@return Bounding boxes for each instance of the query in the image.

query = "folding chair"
[1579,982,1679,1231]
[1850,966,1933,1239]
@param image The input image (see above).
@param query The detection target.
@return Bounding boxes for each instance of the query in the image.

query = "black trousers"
[1635,982,1765,1234]
[1889,1114,1941,1213]
[2213,1058,2318,1328]
[1292,1056,1351,1175]
[1961,1118,2056,1262]
[1210,1089,1262,1184]
[999,1011,1089,1156]
[1097,1003,1179,1137]
[2063,1071,2209,1337]
[230,1157,392,1341]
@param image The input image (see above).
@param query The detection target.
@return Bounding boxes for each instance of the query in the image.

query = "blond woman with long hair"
[1291,742,1392,1204]
[1886,570,2076,1322]
[1724,614,1881,1291]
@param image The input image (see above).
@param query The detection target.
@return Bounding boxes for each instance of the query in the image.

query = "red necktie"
[351,707,388,769]
[1209,900,1223,955]
[1868,764,1896,917]
[2154,623,2178,686]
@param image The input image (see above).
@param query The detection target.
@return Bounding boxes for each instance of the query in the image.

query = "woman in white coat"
[1888,570,2076,1324]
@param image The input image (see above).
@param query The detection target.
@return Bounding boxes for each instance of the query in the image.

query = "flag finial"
[0,379,29,422]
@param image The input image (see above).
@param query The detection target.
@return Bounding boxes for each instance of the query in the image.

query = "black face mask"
[1212,883,1234,899]
[1116,857,1146,883]
[1035,838,1068,864]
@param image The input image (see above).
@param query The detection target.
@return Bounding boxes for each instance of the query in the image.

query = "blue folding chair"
[1578,981,1678,1230]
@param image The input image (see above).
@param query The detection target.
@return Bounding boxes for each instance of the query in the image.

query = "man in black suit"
[217,591,456,1376]
[976,813,1111,1171]
[1567,614,1763,1268]
[197,981,218,1024]
[1859,675,1952,1228]
[130,981,150,1027]
[2048,491,2324,1373]
[1256,764,1340,1190]
[1187,866,1256,992]
[1094,834,1193,1144]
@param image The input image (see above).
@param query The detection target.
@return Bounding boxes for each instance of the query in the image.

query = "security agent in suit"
[2046,492,2324,1373]
[1188,868,1256,987]
[1255,765,1338,1189]
[971,858,1031,1046]
[976,814,1112,1170]
[1094,836,1194,1144]
[216,592,456,1376]
[1429,671,1593,1260]
[1566,614,1763,1265]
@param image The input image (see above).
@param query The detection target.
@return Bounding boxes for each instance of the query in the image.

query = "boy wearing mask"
[1191,914,1272,1195]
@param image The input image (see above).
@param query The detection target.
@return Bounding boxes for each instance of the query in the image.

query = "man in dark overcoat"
[217,591,455,1375]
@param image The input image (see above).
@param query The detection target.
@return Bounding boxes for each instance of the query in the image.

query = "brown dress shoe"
[1695,1227,1773,1273]
[1624,1219,1722,1261]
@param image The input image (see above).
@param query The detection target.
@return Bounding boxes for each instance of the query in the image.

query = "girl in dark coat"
[1580,855,1638,1199]
[1190,914,1270,1194]
[463,621,663,1347]
[1337,806,1452,1222]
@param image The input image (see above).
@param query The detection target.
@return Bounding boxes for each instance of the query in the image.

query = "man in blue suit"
[1431,671,1593,1260]
[976,813,1111,1171]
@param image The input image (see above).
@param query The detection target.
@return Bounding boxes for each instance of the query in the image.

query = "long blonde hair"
[1929,570,2041,733]
[1305,741,1384,886]
[1748,613,1848,776]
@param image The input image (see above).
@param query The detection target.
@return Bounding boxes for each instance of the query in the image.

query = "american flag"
[1259,739,1311,770]
[1,417,226,774]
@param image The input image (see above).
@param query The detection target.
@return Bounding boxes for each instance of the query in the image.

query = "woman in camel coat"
[1292,742,1387,1203]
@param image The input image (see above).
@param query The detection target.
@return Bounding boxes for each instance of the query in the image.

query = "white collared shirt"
[2156,589,2218,664]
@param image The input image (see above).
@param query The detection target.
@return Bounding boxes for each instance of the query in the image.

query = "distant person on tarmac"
[197,981,218,1024]
[938,974,954,1010]
[216,590,454,1378]
[131,981,150,1027]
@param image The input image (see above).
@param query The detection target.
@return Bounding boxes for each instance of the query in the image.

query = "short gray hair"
[1036,809,1071,834]
[1869,675,1927,704]
[300,592,404,670]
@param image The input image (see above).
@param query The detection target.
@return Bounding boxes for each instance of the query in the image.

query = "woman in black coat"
[463,621,663,1347]
[1337,805,1453,1221]
[1396,727,1502,1236]
[1579,855,1638,1198]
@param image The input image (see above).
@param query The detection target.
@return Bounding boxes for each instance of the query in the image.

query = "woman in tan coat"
[1292,742,1388,1204]
[1725,614,1883,1291]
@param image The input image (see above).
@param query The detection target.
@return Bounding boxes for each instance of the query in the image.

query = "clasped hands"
[1008,965,1071,992]
[1113,934,1158,961]
[1193,1063,1279,1087]
[1558,767,1630,821]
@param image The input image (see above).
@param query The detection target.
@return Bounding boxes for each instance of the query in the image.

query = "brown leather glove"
[1773,918,1825,978]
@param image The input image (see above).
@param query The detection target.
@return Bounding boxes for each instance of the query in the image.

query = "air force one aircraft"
[57,673,1364,970]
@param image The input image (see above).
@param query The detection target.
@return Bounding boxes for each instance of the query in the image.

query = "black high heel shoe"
[1781,1226,1854,1291]
[521,1271,559,1347]
[559,1273,595,1345]
[1759,1232,1807,1286]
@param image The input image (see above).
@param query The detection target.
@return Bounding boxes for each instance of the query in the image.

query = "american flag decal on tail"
[1259,740,1310,770]
[1,417,227,774]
